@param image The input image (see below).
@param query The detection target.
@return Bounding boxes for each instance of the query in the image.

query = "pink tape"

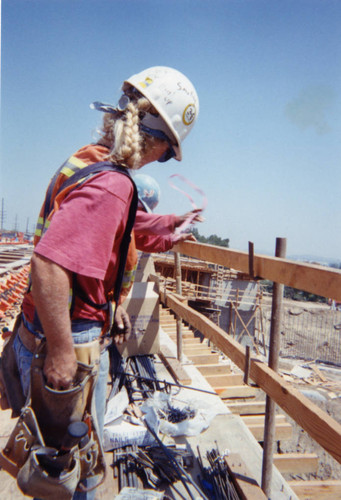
[168,174,207,234]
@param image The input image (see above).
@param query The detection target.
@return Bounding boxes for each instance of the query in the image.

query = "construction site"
[1,240,341,499]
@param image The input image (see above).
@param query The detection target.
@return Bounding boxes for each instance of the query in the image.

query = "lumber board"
[195,363,231,375]
[183,346,212,356]
[273,453,319,474]
[187,353,220,365]
[168,331,195,339]
[247,422,292,441]
[178,338,203,344]
[288,480,341,500]
[241,414,287,425]
[224,453,267,500]
[158,345,192,385]
[161,291,341,464]
[227,401,266,415]
[217,385,258,399]
[172,241,341,301]
[204,373,244,387]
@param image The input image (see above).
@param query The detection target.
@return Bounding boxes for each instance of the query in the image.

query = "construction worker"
[134,173,204,252]
[12,66,199,499]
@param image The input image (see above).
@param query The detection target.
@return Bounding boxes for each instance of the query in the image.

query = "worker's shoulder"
[84,169,134,198]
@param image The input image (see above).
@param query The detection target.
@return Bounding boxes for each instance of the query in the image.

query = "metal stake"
[261,237,287,497]
[174,251,183,362]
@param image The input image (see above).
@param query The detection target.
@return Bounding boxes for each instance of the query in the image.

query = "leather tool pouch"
[0,340,106,498]
[0,315,26,416]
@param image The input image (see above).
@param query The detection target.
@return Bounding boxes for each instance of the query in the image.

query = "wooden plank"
[273,453,319,474]
[183,346,212,355]
[288,480,341,500]
[205,373,244,387]
[248,422,292,442]
[195,363,231,375]
[227,401,266,415]
[187,353,220,365]
[161,292,341,464]
[172,241,341,301]
[241,414,287,425]
[224,453,267,500]
[218,385,258,399]
[158,345,192,385]
[310,364,327,382]
[167,331,194,339]
[177,335,202,341]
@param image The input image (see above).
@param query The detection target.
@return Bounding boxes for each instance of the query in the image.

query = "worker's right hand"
[43,349,78,390]
[112,305,132,345]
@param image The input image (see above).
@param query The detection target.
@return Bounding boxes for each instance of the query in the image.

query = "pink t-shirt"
[24,171,134,323]
[134,210,179,253]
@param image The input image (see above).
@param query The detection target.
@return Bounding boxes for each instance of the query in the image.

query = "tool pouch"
[0,315,26,416]
[0,405,44,477]
[30,344,97,449]
[17,445,81,500]
[0,339,106,496]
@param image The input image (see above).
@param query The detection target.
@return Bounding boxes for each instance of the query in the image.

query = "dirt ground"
[258,298,341,482]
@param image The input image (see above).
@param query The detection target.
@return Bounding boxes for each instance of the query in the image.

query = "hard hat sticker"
[183,104,196,126]
[139,77,153,89]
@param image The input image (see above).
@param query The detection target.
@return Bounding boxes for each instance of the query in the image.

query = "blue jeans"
[13,321,109,500]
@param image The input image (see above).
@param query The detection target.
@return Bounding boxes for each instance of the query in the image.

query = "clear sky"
[1,0,340,262]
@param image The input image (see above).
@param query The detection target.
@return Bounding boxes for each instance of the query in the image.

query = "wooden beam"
[288,480,341,500]
[172,241,341,301]
[158,345,192,385]
[224,453,267,500]
[161,291,341,464]
[273,453,318,474]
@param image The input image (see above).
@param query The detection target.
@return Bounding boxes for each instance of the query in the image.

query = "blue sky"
[1,0,340,261]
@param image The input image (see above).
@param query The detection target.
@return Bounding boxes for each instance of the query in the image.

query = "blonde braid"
[117,101,141,169]
[100,95,152,170]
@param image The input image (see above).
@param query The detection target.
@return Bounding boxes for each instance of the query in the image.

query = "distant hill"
[288,254,341,267]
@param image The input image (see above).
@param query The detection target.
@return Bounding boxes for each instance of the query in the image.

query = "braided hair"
[99,89,161,169]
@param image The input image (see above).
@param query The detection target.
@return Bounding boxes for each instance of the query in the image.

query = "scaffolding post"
[174,251,183,362]
[261,237,287,497]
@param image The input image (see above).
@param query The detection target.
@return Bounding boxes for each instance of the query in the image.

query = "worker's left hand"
[112,305,131,345]
[172,232,197,244]
[175,209,204,228]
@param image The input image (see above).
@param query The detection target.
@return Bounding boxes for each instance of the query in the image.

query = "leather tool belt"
[0,322,106,499]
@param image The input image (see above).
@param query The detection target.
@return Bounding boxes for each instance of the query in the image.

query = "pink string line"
[168,174,207,234]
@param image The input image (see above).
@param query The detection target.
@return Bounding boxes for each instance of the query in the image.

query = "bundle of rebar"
[113,443,194,491]
[197,445,240,500]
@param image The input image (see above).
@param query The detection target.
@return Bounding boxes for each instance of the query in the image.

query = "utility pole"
[14,214,18,231]
[0,198,6,231]
[26,217,30,233]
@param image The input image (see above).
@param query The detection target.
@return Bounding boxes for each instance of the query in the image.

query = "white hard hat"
[123,66,199,161]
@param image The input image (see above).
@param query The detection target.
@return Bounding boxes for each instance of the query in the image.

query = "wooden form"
[160,291,341,464]
[288,480,341,499]
[172,241,341,302]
